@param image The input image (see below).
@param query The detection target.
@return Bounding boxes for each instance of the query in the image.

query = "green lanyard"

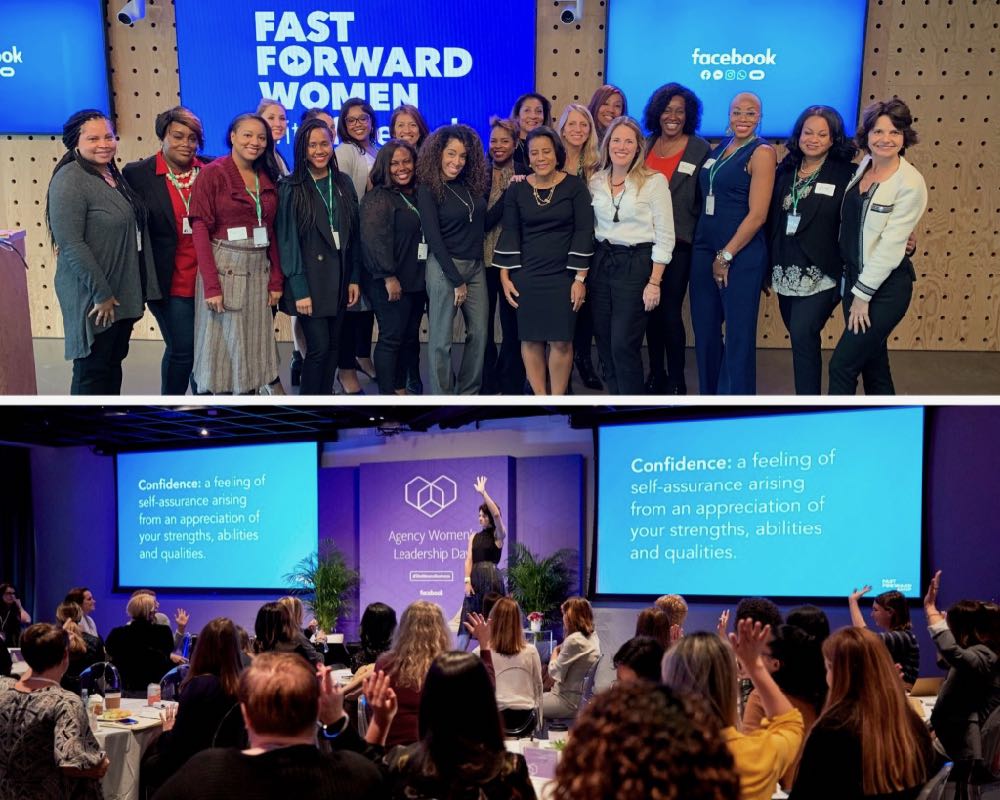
[165,166,199,216]
[245,173,262,226]
[397,190,426,242]
[790,167,821,215]
[312,173,335,229]
[707,136,757,196]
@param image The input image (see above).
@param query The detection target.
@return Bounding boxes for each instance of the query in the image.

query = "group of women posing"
[46,84,926,395]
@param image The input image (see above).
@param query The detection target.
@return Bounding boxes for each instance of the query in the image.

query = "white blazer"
[845,154,928,301]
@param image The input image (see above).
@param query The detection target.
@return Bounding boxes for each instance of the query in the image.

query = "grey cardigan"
[48,161,158,359]
[644,134,712,245]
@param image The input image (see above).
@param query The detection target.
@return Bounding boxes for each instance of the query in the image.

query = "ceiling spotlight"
[199,428,209,437]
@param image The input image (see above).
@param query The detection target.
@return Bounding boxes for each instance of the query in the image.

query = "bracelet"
[317,714,350,739]
[647,281,661,288]
[464,577,471,583]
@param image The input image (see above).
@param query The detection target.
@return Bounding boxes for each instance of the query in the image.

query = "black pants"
[71,318,135,395]
[298,313,345,395]
[369,282,424,395]
[338,309,375,369]
[645,241,692,385]
[829,267,913,395]
[483,266,526,394]
[148,296,196,395]
[778,285,840,395]
[590,242,653,394]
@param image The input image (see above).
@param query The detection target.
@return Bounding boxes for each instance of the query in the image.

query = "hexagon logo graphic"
[404,475,458,518]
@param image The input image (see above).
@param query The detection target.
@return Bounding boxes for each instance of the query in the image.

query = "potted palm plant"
[506,542,576,628]
[286,541,359,635]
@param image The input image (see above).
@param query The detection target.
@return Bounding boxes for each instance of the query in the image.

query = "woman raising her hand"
[462,476,506,618]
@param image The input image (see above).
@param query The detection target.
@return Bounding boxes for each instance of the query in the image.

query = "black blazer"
[123,154,214,300]
[767,157,855,281]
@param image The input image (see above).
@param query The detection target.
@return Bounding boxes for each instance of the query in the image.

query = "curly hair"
[781,105,857,168]
[415,124,488,203]
[643,83,702,138]
[553,683,739,800]
[384,600,452,690]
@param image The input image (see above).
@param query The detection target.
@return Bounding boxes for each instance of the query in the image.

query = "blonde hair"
[820,628,930,794]
[556,104,600,182]
[56,601,87,654]
[385,601,452,690]
[561,597,595,637]
[597,116,657,193]
[489,597,527,656]
[661,632,739,728]
[278,595,305,633]
[655,594,688,628]
[126,593,157,622]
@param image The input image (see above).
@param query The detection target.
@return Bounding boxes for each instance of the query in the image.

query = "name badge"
[332,229,341,250]
[705,194,716,216]
[815,182,836,197]
[677,161,696,176]
[182,217,192,235]
[253,226,269,247]
[702,158,717,169]
[417,242,429,261]
[135,225,142,253]
[786,213,801,235]
[227,226,248,241]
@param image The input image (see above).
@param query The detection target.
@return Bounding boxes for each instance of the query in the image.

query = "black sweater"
[417,183,502,286]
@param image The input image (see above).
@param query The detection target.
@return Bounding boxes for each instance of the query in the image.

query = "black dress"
[493,175,594,342]
[462,530,505,617]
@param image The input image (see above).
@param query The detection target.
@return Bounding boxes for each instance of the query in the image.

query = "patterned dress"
[0,682,106,799]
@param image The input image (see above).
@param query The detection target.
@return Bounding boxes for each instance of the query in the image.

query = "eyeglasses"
[730,110,759,121]
[345,115,369,125]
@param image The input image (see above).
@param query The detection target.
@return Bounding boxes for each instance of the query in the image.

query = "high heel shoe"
[336,378,365,396]
[355,358,377,381]
[574,354,603,391]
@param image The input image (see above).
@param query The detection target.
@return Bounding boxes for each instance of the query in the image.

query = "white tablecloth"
[94,698,164,800]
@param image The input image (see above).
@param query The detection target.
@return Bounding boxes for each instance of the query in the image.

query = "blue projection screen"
[117,442,318,590]
[595,408,925,599]
[175,1,536,163]
[0,0,111,134]
[607,0,867,138]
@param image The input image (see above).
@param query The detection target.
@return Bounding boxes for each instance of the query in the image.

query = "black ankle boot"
[645,369,668,394]
[574,354,603,390]
[290,350,303,387]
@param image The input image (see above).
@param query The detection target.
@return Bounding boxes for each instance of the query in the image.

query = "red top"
[188,155,282,297]
[374,653,421,748]
[646,148,685,181]
[155,151,206,298]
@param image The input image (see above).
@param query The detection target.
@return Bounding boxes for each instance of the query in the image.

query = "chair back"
[577,654,602,712]
[159,663,190,702]
[501,707,538,738]
[79,662,121,698]
[983,704,1000,779]
[915,764,952,800]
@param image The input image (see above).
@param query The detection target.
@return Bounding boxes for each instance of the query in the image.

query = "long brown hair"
[819,628,929,794]
[489,597,527,656]
[561,596,595,637]
[182,617,244,698]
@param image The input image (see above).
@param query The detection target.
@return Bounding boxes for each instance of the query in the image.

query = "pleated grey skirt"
[193,240,279,395]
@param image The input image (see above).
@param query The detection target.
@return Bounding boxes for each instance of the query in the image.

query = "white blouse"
[590,170,676,266]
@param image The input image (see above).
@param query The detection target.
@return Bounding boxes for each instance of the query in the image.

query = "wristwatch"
[317,714,350,739]
[574,273,587,283]
[716,249,733,264]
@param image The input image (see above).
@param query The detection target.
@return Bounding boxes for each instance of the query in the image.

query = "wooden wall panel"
[2,0,997,352]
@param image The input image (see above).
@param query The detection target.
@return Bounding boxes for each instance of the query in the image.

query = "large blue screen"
[596,408,925,599]
[175,1,536,163]
[607,0,867,138]
[117,442,318,590]
[0,1,111,135]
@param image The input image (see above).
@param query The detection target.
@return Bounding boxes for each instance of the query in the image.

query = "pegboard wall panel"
[1,1,996,352]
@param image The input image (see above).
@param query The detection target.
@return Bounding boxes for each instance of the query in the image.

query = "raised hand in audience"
[730,618,794,719]
[848,585,872,627]
[716,609,730,639]
[174,608,190,632]
[362,670,398,746]
[316,664,346,727]
[923,570,944,624]
[463,612,491,651]
[160,703,178,732]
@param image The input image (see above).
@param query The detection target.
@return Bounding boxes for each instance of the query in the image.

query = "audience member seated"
[662,621,804,800]
[849,584,920,690]
[105,592,177,694]
[350,602,398,674]
[381,651,536,800]
[142,617,247,796]
[0,623,109,799]
[374,600,452,747]
[789,627,932,800]
[552,682,740,800]
[923,570,1000,781]
[482,597,543,733]
[0,582,32,646]
[55,601,105,694]
[612,635,664,684]
[64,587,99,638]
[634,606,673,650]
[0,637,10,678]
[152,652,383,800]
[730,597,784,712]
[277,596,324,666]
[741,624,827,791]
[253,601,321,666]
[655,593,689,631]
[786,604,831,642]
[130,589,189,650]
[543,597,601,720]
